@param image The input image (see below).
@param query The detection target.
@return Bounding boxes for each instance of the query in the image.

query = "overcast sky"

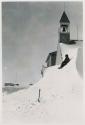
[2,2,83,85]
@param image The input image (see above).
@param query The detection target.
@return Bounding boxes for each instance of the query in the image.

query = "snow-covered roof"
[46,51,57,62]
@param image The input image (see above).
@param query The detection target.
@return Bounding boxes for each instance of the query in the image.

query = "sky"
[2,2,83,85]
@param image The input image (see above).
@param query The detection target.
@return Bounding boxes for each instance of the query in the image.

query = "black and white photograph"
[2,1,83,125]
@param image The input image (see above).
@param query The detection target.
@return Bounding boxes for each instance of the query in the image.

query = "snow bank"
[2,42,83,125]
[39,43,83,100]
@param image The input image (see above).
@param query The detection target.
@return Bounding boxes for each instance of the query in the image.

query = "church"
[46,11,74,67]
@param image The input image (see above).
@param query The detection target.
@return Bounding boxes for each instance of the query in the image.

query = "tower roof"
[60,11,70,23]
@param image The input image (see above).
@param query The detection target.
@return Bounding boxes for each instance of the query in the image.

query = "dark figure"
[58,54,70,69]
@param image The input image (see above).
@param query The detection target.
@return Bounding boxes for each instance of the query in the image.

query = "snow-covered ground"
[2,42,83,125]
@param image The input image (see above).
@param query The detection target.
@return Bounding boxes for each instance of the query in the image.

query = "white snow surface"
[2,42,83,125]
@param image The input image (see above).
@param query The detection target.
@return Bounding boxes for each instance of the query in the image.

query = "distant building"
[5,83,19,86]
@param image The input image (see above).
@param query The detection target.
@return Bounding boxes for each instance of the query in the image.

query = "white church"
[45,11,76,67]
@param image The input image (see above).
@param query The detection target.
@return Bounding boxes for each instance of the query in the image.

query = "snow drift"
[2,42,83,125]
[38,42,83,100]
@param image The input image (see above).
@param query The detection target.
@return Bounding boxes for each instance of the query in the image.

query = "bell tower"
[59,11,70,44]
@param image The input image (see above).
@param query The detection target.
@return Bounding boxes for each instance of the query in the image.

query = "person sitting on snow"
[58,54,70,69]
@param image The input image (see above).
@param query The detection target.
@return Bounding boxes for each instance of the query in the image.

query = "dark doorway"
[51,52,56,66]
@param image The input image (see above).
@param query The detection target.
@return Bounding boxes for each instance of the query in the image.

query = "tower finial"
[64,2,65,11]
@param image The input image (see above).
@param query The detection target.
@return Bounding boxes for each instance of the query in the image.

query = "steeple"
[60,11,70,23]
[59,11,70,44]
